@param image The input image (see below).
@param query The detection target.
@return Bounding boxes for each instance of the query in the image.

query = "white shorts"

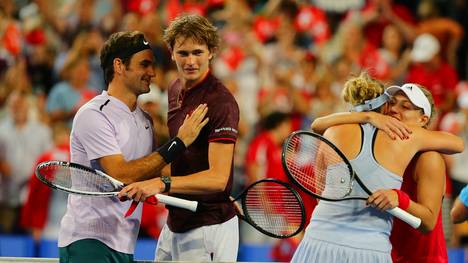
[155,216,239,262]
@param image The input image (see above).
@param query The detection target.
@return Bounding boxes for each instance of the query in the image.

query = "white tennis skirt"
[291,236,392,263]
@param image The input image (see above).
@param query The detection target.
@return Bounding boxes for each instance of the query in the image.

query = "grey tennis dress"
[292,124,403,263]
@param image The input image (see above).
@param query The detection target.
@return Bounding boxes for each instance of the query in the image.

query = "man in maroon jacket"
[119,14,240,262]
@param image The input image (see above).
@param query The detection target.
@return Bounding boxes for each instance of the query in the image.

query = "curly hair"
[163,14,219,52]
[342,71,385,106]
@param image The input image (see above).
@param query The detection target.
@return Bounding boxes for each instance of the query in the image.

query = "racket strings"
[38,165,117,193]
[284,134,352,199]
[244,183,303,237]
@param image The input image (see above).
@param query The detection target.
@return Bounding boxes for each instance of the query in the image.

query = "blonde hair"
[342,72,385,107]
[163,14,219,53]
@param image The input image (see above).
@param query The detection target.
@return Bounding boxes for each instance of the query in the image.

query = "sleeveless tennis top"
[305,124,403,253]
[391,155,448,262]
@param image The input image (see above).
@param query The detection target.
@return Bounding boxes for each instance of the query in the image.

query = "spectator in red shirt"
[406,33,459,126]
[350,0,416,48]
[244,111,315,261]
[245,111,292,185]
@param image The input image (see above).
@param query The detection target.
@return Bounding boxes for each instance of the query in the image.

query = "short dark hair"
[262,111,291,131]
[163,14,219,53]
[99,31,150,86]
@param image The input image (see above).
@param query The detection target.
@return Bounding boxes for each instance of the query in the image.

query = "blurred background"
[0,0,467,261]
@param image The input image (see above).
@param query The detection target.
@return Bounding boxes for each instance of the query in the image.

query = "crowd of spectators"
[1,0,468,259]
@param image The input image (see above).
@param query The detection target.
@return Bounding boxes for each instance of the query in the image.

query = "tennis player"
[386,87,447,262]
[390,151,447,263]
[118,14,240,262]
[58,31,208,263]
[312,83,449,262]
[291,72,463,262]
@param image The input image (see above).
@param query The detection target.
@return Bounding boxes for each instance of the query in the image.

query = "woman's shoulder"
[324,124,362,139]
[326,123,362,133]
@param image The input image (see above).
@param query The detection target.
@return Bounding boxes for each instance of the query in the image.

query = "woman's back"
[324,122,461,176]
[306,123,402,255]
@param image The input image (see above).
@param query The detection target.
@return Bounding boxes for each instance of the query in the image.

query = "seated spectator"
[47,54,97,126]
[406,33,459,127]
[0,90,52,233]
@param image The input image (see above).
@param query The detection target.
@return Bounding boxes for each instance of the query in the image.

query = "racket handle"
[156,194,198,212]
[387,207,422,229]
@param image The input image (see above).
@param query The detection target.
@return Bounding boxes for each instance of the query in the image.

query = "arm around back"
[97,104,209,184]
[311,111,411,140]
[411,127,464,154]
[118,142,235,200]
[407,152,446,233]
[311,112,370,134]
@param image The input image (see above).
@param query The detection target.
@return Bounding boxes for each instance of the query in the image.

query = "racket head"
[238,178,306,239]
[282,130,357,201]
[35,160,121,196]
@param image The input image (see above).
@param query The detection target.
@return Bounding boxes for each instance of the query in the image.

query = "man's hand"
[230,196,243,216]
[367,189,399,211]
[118,178,163,202]
[177,104,209,146]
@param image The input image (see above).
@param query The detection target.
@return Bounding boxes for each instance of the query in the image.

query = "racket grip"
[387,207,422,229]
[156,194,198,212]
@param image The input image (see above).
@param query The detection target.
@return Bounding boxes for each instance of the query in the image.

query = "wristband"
[158,137,186,163]
[393,189,410,210]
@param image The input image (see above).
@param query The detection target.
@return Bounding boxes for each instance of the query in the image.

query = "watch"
[161,176,171,193]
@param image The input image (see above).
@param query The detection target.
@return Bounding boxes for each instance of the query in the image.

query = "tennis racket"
[282,130,421,229]
[35,160,198,212]
[210,178,305,239]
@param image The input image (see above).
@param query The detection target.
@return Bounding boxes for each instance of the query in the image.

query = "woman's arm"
[368,152,445,233]
[311,111,411,139]
[412,127,464,154]
[311,112,369,134]
[408,152,446,232]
